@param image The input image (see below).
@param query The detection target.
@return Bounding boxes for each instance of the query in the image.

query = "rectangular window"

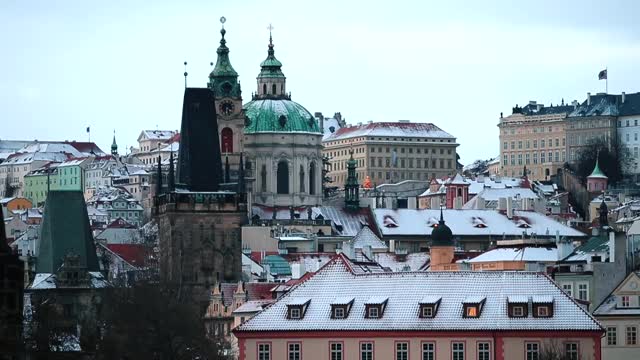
[577,283,588,301]
[518,141,522,149]
[290,308,301,319]
[503,142,508,149]
[526,140,530,149]
[517,154,522,165]
[368,307,379,318]
[503,157,508,166]
[554,151,559,162]
[511,141,515,149]
[627,326,637,345]
[422,342,435,360]
[360,342,373,360]
[562,283,573,297]
[477,342,490,360]
[258,343,271,360]
[533,140,537,148]
[422,306,433,318]
[622,295,630,307]
[330,343,343,360]
[533,152,538,164]
[396,342,409,360]
[288,343,301,360]
[607,326,617,345]
[540,152,545,163]
[526,343,539,360]
[525,153,530,165]
[510,155,515,166]
[541,139,545,148]
[334,307,345,319]
[452,342,465,360]
[565,343,578,360]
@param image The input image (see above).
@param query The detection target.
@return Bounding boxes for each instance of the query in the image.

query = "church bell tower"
[208,16,245,180]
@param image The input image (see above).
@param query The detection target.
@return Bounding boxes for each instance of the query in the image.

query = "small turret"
[111,130,118,156]
[344,150,359,211]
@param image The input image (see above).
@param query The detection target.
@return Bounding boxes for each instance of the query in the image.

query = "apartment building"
[498,101,573,181]
[322,121,458,188]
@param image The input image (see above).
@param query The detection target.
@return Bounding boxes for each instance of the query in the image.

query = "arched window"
[457,187,462,197]
[261,165,267,192]
[277,161,289,194]
[262,84,266,95]
[309,162,316,195]
[299,165,305,193]
[272,84,277,95]
[221,127,233,153]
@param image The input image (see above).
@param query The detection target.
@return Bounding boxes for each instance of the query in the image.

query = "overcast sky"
[2,0,639,164]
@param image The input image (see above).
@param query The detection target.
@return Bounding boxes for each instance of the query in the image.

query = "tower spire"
[255,23,287,100]
[209,16,238,86]
[111,129,118,156]
[344,149,359,211]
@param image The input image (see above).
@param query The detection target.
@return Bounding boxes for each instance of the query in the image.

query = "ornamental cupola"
[208,17,241,98]
[344,150,359,211]
[431,208,453,247]
[254,27,289,100]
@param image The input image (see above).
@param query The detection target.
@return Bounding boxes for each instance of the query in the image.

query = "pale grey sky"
[2,0,639,164]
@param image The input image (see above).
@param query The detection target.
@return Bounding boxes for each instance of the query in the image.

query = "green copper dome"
[588,158,607,179]
[243,99,321,134]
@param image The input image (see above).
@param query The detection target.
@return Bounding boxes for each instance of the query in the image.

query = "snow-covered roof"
[1,151,71,166]
[323,122,455,142]
[373,252,430,272]
[234,299,275,314]
[350,226,388,250]
[373,209,586,238]
[322,117,342,140]
[466,247,559,263]
[30,272,110,289]
[138,130,176,141]
[472,187,539,201]
[235,255,602,332]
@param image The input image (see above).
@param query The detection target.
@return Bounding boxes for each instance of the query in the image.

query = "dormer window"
[331,297,354,319]
[462,296,486,318]
[472,217,487,228]
[365,296,388,319]
[383,216,398,228]
[419,296,441,318]
[286,298,311,320]
[532,295,554,318]
[507,296,529,318]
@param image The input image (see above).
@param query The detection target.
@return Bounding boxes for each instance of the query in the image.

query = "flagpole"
[606,67,608,94]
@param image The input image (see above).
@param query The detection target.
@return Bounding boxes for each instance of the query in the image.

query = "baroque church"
[209,19,324,207]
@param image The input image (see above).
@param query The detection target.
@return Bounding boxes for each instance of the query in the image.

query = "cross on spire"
[267,23,274,45]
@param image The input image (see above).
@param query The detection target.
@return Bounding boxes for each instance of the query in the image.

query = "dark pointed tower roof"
[156,155,163,195]
[599,197,609,228]
[168,148,175,192]
[177,88,223,191]
[431,207,454,247]
[36,191,100,273]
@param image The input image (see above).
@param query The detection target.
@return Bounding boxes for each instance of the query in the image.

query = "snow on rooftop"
[236,256,602,332]
[287,297,311,306]
[332,296,355,305]
[507,295,529,303]
[323,122,455,142]
[467,247,559,263]
[364,296,389,305]
[419,295,442,304]
[373,209,586,238]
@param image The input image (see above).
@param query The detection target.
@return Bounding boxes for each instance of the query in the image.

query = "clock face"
[219,100,235,116]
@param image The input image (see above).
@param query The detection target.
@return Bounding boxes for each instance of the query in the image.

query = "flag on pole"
[598,69,607,80]
[86,126,90,133]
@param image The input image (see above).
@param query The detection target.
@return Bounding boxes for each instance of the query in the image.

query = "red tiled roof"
[106,244,147,267]
[220,282,277,306]
[64,141,105,154]
[167,133,181,143]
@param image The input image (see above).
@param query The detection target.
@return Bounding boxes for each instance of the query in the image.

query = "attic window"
[331,297,354,319]
[532,296,554,318]
[462,296,486,318]
[383,215,398,228]
[507,296,529,318]
[472,217,487,228]
[516,219,531,228]
[286,298,311,320]
[419,296,441,318]
[364,296,388,319]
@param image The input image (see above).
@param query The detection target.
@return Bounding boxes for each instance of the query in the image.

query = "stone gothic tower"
[208,19,245,180]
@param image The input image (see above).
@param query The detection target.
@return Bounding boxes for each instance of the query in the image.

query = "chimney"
[291,263,301,279]
[537,104,543,112]
[408,197,417,209]
[389,239,396,253]
[587,92,591,106]
[622,92,626,104]
[498,197,507,211]
[506,197,514,219]
[608,231,615,263]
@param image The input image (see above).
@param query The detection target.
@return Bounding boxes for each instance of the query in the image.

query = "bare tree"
[97,282,229,360]
[572,137,632,185]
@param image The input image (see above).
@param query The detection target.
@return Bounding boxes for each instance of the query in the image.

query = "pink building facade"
[234,255,603,360]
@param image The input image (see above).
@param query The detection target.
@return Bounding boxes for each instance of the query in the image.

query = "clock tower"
[208,17,245,180]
